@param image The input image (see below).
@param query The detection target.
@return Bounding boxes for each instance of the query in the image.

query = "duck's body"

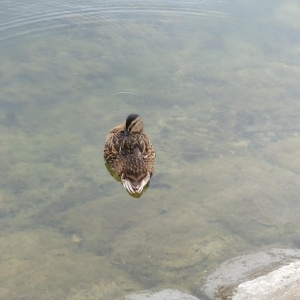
[104,114,155,194]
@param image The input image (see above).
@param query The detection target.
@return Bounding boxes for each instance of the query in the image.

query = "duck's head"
[125,113,144,134]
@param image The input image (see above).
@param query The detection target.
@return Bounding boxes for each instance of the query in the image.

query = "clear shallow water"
[1,0,300,299]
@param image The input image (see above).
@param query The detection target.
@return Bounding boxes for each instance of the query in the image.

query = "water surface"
[1,0,300,299]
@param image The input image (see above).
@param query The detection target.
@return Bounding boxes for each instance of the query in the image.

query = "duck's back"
[104,130,155,176]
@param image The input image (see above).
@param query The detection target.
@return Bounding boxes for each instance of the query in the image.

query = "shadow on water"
[1,0,300,299]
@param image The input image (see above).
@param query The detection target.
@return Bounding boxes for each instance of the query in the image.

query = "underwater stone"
[126,289,201,300]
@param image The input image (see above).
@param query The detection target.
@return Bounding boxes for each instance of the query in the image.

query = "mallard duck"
[104,114,156,194]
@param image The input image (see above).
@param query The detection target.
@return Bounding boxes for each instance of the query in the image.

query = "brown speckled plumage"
[104,114,155,194]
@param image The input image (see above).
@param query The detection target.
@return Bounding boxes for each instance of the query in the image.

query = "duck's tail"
[121,172,151,194]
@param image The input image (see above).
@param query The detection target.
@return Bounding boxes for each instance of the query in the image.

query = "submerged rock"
[126,289,201,300]
[125,249,300,300]
[198,248,300,300]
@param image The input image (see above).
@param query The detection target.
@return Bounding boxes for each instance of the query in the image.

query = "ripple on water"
[0,0,230,41]
[102,89,148,115]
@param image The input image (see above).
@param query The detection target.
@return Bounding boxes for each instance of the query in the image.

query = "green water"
[1,0,300,299]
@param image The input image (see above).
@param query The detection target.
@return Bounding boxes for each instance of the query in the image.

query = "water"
[1,0,300,299]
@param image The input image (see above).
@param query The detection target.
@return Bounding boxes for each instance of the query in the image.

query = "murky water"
[1,0,300,299]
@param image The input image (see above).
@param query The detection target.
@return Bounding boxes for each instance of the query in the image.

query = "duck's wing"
[103,124,126,174]
[133,133,156,176]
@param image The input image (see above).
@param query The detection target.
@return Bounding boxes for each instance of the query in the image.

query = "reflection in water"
[1,0,300,299]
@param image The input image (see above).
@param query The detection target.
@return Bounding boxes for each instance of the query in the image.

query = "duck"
[104,114,156,194]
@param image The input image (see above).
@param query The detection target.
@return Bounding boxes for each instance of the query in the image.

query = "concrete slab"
[198,248,300,300]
